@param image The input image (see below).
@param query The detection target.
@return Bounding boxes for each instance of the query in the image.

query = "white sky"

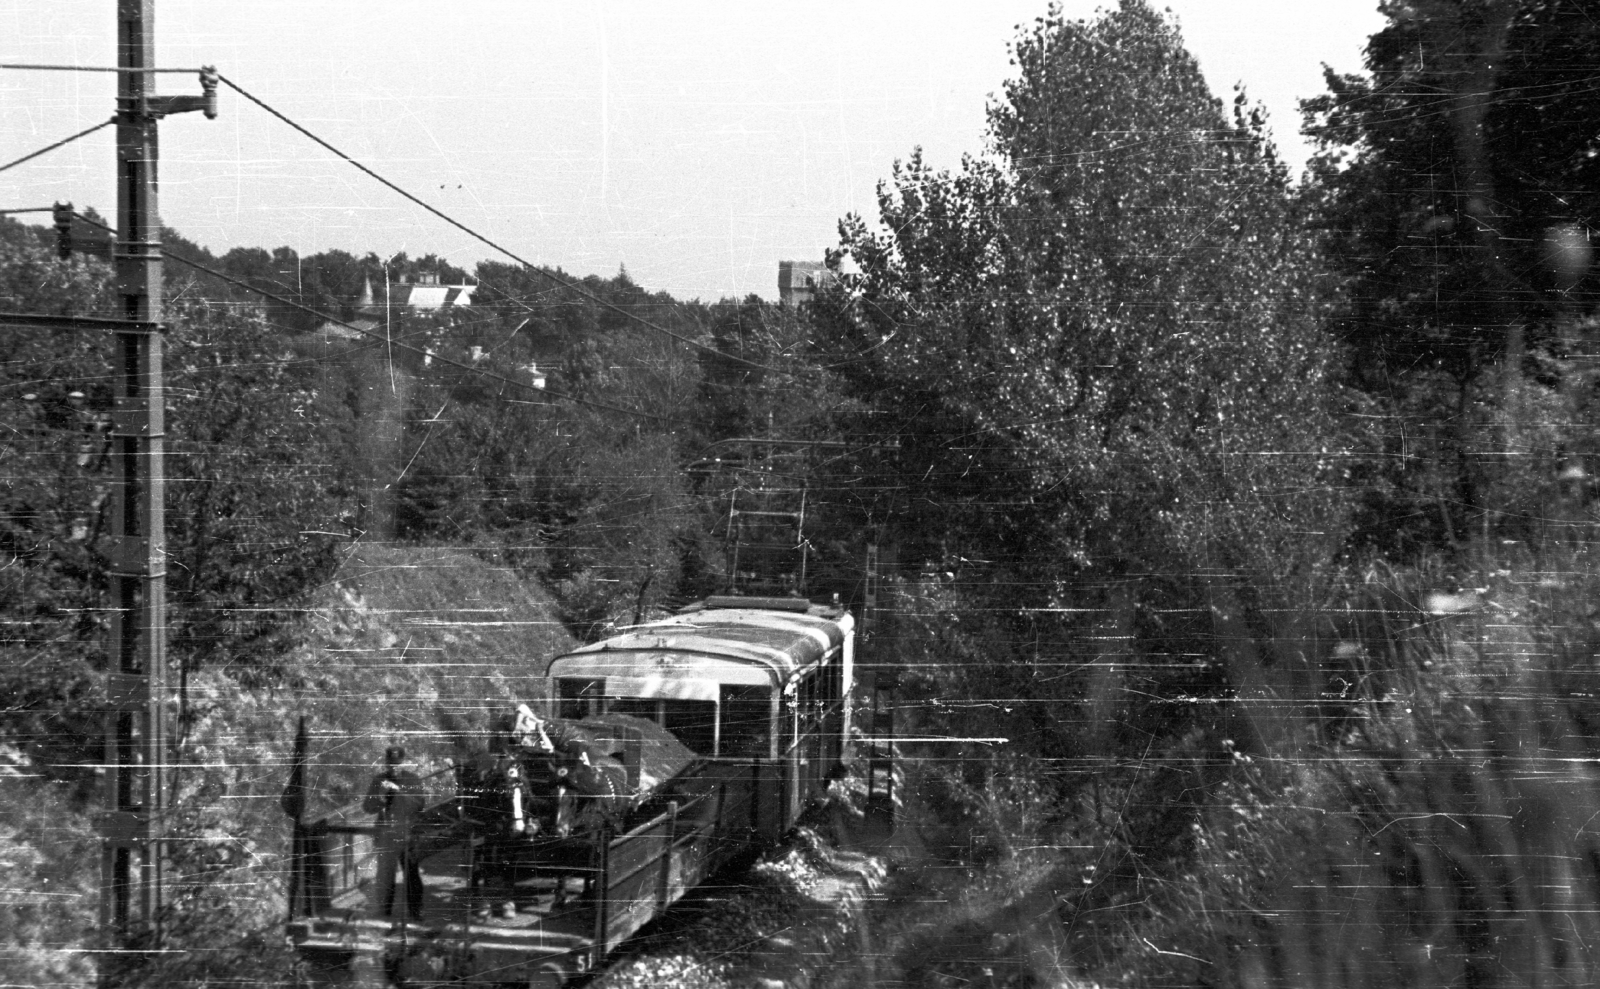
[1,1,1385,303]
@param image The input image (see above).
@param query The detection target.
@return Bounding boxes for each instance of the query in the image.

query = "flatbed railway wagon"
[286,596,855,988]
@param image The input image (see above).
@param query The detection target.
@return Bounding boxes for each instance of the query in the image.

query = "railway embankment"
[591,758,1098,989]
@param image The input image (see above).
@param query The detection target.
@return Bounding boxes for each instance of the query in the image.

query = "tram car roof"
[543,597,852,694]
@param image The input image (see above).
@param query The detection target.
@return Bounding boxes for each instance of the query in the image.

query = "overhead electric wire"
[0,118,114,176]
[213,73,781,377]
[0,63,207,74]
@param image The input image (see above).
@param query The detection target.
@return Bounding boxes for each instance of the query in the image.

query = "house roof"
[388,283,475,309]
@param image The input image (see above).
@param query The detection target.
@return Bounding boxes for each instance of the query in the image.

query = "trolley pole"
[100,2,215,981]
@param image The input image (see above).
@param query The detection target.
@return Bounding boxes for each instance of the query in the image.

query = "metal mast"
[101,1,214,976]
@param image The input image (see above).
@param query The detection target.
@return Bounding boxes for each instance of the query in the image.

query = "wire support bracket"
[0,311,165,333]
[1,63,210,73]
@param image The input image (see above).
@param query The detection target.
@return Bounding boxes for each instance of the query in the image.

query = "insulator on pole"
[53,201,73,259]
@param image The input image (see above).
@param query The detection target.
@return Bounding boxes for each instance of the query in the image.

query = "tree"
[813,0,1349,753]
[0,224,354,770]
[698,295,850,441]
[1302,0,1600,554]
[0,221,122,773]
[162,298,355,681]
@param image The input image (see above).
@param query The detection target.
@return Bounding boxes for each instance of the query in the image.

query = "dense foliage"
[843,4,1600,987]
[812,0,1350,757]
[0,223,356,773]
[1302,0,1600,554]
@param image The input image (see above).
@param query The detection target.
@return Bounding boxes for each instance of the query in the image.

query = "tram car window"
[662,699,717,754]
[800,670,822,728]
[556,682,745,758]
[719,684,774,757]
[823,657,842,709]
[557,677,603,719]
[603,697,717,755]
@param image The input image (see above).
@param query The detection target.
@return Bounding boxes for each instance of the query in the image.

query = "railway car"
[286,596,855,988]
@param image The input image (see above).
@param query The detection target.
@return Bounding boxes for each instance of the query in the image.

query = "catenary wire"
[0,119,114,176]
[214,73,782,377]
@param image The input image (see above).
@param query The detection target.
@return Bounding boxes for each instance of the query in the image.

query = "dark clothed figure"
[363,746,426,919]
[511,704,628,798]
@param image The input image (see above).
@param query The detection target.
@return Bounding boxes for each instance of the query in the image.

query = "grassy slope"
[853,567,1600,989]
[289,542,576,808]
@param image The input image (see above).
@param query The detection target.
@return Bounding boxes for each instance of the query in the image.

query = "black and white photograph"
[9,2,1600,987]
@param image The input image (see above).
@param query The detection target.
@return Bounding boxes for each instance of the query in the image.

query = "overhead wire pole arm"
[0,312,162,332]
[1,63,211,73]
[147,66,217,119]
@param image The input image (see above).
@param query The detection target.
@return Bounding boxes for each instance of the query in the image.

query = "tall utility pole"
[100,1,214,978]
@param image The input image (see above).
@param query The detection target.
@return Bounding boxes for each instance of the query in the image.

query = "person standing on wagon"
[364,745,426,920]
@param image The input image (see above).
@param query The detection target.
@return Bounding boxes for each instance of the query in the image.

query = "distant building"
[316,271,474,336]
[311,270,481,359]
[387,271,476,309]
[778,261,834,307]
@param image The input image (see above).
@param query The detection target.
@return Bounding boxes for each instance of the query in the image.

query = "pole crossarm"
[0,311,163,333]
[1,63,208,73]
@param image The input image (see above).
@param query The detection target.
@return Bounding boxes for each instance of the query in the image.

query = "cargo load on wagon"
[454,704,697,839]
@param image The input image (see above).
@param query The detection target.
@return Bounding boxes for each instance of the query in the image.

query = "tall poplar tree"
[813,0,1349,751]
